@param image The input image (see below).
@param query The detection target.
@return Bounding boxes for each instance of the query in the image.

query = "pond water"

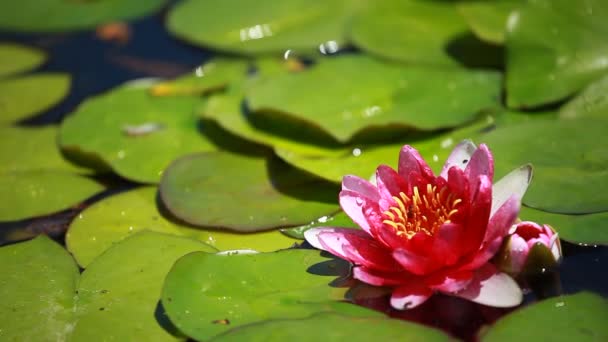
[0,2,607,341]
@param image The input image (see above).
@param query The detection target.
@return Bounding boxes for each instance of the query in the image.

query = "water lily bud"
[496,221,562,276]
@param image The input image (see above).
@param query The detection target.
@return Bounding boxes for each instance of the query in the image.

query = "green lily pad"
[559,74,608,120]
[167,0,355,55]
[0,73,70,125]
[151,58,249,97]
[458,0,522,44]
[0,126,103,221]
[481,292,608,341]
[505,0,608,108]
[0,126,85,173]
[480,118,608,214]
[520,206,608,246]
[0,1,166,32]
[210,312,452,341]
[0,43,45,78]
[0,170,103,222]
[247,55,501,142]
[162,249,376,340]
[280,211,359,240]
[67,187,297,267]
[0,231,216,341]
[349,0,493,66]
[276,118,493,183]
[0,236,79,341]
[59,80,218,183]
[160,152,339,232]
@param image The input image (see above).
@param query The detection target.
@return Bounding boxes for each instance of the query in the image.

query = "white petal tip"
[456,272,523,308]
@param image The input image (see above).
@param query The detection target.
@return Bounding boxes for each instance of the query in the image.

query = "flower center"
[382,183,462,238]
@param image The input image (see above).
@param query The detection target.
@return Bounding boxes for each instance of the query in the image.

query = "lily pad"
[505,0,608,108]
[0,236,79,341]
[0,126,103,222]
[0,126,85,173]
[0,43,45,78]
[150,58,249,97]
[0,170,103,222]
[481,292,608,341]
[160,152,339,231]
[458,0,522,44]
[479,118,608,214]
[349,0,492,66]
[210,312,452,341]
[0,1,166,32]
[162,249,376,340]
[167,0,354,55]
[59,80,218,183]
[0,232,216,341]
[67,187,297,267]
[520,206,608,246]
[0,73,70,125]
[276,118,492,183]
[280,211,359,240]
[247,55,501,142]
[559,74,608,120]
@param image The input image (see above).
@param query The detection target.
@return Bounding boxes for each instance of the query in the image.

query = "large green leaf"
[247,55,501,142]
[277,119,492,183]
[479,118,608,214]
[505,0,608,107]
[0,126,103,222]
[0,170,103,222]
[0,236,79,341]
[0,73,70,125]
[559,74,608,120]
[210,312,452,341]
[160,152,339,231]
[481,292,608,341]
[0,43,45,78]
[67,187,297,267]
[458,0,522,44]
[70,231,215,341]
[0,232,216,341]
[520,206,608,246]
[167,0,355,55]
[349,0,493,66]
[0,1,166,32]
[59,80,218,183]
[162,249,375,340]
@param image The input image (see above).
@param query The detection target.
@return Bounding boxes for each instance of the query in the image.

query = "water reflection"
[319,40,339,55]
[239,24,273,41]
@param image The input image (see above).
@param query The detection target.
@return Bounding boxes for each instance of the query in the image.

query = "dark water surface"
[1,7,606,341]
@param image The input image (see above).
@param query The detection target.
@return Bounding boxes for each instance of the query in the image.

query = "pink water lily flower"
[497,221,562,275]
[305,141,533,310]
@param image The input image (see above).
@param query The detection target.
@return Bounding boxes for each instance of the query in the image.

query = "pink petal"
[353,266,411,287]
[506,235,529,274]
[393,248,442,276]
[304,227,368,251]
[398,145,434,182]
[491,164,532,217]
[315,231,402,272]
[426,269,473,293]
[464,144,494,199]
[339,190,374,235]
[342,175,380,202]
[390,283,433,310]
[430,222,465,266]
[459,236,504,272]
[485,195,520,244]
[461,175,493,254]
[440,140,477,180]
[375,165,407,205]
[453,263,523,308]
[446,166,470,201]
